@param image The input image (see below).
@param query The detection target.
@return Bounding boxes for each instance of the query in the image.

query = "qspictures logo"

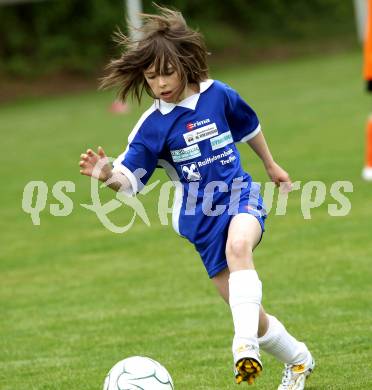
[186,118,210,130]
[21,156,354,233]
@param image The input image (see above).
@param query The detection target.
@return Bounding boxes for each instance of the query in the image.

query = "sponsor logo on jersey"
[220,154,236,165]
[181,162,202,181]
[183,123,218,146]
[210,130,233,150]
[186,118,210,130]
[170,144,201,163]
[197,148,235,167]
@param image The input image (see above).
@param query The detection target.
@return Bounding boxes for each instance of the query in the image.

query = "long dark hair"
[100,5,209,103]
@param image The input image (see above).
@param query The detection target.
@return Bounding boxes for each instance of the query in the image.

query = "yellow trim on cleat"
[235,358,263,385]
[292,364,305,373]
[235,374,243,384]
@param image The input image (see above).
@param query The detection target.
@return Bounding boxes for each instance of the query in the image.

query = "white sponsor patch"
[210,130,233,150]
[183,123,218,146]
[171,144,201,163]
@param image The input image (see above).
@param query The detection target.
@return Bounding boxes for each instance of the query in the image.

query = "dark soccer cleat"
[233,344,263,385]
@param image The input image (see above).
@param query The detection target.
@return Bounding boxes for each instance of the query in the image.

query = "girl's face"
[144,64,183,103]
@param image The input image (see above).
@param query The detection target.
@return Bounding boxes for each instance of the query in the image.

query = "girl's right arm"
[79,146,132,193]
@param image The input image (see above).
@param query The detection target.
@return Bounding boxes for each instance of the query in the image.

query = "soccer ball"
[103,356,174,390]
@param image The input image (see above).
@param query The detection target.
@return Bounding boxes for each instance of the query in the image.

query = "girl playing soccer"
[79,6,314,388]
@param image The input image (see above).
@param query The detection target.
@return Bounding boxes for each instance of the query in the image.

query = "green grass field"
[1,50,372,389]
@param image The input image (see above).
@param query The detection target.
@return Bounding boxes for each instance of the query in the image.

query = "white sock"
[258,314,309,364]
[229,270,262,351]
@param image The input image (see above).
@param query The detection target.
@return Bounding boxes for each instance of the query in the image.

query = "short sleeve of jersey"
[112,111,162,194]
[224,84,261,143]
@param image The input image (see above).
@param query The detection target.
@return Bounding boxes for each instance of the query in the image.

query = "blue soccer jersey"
[113,80,266,261]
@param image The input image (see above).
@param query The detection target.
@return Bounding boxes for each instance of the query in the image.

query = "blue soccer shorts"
[194,185,267,278]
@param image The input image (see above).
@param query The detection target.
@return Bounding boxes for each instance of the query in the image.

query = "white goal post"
[126,0,143,40]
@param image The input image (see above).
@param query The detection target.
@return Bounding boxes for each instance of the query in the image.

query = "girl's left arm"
[246,131,292,190]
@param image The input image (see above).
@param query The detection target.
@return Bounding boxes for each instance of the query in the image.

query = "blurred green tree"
[0,0,356,76]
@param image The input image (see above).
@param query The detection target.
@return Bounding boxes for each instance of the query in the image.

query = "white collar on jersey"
[155,79,214,115]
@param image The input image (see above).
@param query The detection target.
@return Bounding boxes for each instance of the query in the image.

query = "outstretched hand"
[79,146,112,182]
[265,161,292,192]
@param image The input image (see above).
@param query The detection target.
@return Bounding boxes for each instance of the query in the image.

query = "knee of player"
[226,237,253,260]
